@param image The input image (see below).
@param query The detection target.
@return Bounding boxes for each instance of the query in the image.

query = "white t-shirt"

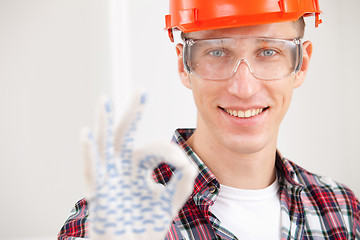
[209,179,281,239]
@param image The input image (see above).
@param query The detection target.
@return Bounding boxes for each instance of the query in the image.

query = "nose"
[227,59,261,98]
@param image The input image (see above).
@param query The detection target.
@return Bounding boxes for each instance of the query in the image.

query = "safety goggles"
[183,36,303,80]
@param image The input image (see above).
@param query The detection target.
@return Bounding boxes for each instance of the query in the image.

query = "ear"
[294,40,313,88]
[176,43,192,89]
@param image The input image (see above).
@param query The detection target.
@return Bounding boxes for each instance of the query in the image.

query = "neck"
[187,128,277,190]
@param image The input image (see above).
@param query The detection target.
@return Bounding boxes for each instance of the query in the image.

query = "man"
[58,0,360,239]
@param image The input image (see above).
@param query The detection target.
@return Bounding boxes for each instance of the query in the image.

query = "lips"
[221,107,268,118]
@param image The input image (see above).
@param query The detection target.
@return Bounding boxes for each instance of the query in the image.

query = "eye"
[209,49,226,57]
[259,49,276,57]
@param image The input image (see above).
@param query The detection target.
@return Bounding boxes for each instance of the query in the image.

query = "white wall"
[0,0,359,239]
[0,0,111,239]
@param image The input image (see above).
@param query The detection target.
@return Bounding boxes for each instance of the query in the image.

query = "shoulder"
[286,160,360,230]
[289,160,359,206]
[282,160,360,238]
[282,159,360,240]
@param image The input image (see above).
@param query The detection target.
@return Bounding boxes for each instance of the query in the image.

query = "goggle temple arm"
[182,40,191,73]
[294,40,303,74]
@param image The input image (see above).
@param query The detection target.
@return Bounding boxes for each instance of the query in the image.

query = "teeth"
[225,108,265,118]
[238,110,245,118]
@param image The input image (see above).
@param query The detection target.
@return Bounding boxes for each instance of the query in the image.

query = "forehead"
[185,21,299,40]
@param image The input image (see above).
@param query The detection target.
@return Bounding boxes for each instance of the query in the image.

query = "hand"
[82,91,198,240]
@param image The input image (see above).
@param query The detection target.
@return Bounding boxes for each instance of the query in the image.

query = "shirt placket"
[201,185,238,240]
[280,180,305,239]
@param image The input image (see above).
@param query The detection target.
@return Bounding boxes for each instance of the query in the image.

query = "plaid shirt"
[58,129,360,240]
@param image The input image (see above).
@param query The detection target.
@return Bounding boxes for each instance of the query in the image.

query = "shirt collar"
[172,129,219,197]
[275,151,304,188]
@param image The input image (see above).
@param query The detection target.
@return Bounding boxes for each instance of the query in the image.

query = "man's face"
[176,21,312,155]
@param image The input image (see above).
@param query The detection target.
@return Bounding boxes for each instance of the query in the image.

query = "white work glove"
[82,91,198,240]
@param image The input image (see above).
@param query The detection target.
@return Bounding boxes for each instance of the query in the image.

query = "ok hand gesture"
[82,92,198,240]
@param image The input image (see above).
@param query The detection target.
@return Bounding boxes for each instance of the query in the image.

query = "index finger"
[132,142,198,198]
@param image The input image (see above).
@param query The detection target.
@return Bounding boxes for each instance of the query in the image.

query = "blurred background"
[0,0,359,239]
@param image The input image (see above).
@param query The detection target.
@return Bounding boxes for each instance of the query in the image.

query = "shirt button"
[208,185,216,194]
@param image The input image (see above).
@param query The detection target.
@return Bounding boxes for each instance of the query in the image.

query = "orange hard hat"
[165,0,322,41]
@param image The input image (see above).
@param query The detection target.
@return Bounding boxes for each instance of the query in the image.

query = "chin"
[220,132,271,155]
[229,142,267,155]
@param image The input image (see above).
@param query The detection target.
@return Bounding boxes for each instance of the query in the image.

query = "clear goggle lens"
[183,37,303,80]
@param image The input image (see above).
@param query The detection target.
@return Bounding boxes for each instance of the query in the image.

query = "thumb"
[131,142,198,206]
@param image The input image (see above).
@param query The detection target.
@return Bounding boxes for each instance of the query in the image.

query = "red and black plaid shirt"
[58,129,360,239]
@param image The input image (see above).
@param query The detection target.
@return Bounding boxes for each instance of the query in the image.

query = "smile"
[223,107,268,118]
